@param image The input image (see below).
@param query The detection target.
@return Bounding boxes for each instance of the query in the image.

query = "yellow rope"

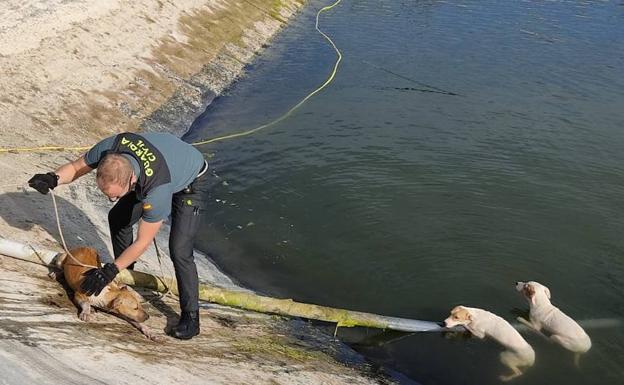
[0,0,343,154]
[0,145,92,154]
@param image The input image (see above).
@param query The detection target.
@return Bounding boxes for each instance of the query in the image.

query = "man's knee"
[169,240,194,262]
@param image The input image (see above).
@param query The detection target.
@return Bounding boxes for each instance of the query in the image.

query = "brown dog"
[53,247,158,340]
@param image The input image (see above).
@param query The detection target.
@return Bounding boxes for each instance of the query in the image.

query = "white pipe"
[0,238,60,265]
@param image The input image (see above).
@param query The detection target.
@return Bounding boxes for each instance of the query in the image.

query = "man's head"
[96,154,135,202]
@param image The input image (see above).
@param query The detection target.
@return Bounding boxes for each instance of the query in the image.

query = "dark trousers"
[108,173,209,313]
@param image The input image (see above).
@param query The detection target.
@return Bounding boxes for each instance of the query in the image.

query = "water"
[183,1,624,383]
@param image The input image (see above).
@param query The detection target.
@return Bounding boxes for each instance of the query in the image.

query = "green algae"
[234,335,328,362]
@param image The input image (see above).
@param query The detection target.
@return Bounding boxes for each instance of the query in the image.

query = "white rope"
[50,190,98,269]
[148,239,176,303]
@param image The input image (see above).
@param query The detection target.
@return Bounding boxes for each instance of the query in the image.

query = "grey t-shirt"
[85,133,205,222]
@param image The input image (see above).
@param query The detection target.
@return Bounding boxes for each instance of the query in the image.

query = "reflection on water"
[185,0,624,383]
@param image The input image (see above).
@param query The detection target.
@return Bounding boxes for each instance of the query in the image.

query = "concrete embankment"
[0,1,391,384]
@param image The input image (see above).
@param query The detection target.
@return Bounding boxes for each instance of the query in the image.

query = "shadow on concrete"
[0,189,110,255]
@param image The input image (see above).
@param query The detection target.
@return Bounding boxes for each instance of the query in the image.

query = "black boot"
[170,310,200,340]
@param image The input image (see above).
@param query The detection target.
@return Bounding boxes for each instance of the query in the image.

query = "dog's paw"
[142,328,165,342]
[443,330,471,340]
[499,373,520,382]
[135,323,164,342]
[148,334,166,343]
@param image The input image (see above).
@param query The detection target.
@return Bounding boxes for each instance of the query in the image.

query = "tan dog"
[516,281,591,365]
[53,247,158,340]
[445,306,535,381]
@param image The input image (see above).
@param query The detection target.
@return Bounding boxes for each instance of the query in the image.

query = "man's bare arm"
[54,155,93,185]
[114,219,163,270]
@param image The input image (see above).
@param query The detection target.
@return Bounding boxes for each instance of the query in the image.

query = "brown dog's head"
[111,285,149,322]
[444,306,473,328]
[516,281,551,307]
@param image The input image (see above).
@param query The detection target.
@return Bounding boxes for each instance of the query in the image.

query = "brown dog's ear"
[95,250,103,267]
[111,296,124,309]
[118,285,143,302]
[53,252,67,269]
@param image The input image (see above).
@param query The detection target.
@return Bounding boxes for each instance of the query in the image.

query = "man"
[28,132,209,340]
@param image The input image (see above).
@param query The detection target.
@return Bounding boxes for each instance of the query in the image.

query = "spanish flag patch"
[143,203,153,211]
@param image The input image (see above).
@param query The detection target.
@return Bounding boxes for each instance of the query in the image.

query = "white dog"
[516,281,591,366]
[445,306,535,381]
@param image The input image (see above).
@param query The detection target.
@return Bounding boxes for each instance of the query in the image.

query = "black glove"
[28,172,59,194]
[80,263,119,296]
